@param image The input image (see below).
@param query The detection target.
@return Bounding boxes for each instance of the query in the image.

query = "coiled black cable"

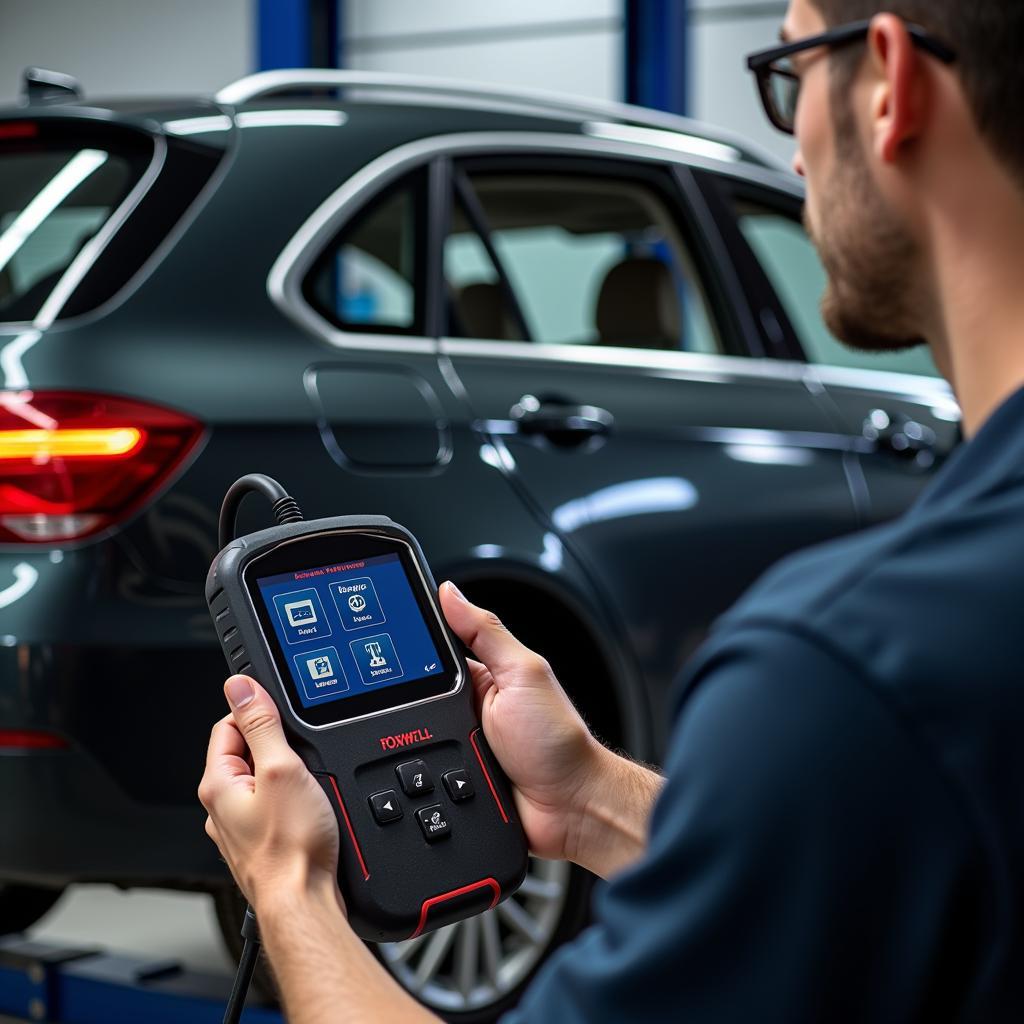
[218,473,304,551]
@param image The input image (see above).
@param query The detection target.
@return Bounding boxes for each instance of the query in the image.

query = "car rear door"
[695,168,961,526]
[437,143,863,741]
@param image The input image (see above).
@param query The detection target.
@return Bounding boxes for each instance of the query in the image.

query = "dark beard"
[809,91,927,353]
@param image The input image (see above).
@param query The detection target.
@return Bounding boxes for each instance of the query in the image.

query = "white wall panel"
[343,0,621,104]
[0,0,251,106]
[347,0,619,39]
[690,5,796,165]
[348,30,622,103]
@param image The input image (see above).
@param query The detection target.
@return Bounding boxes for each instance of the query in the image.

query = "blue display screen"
[256,552,444,709]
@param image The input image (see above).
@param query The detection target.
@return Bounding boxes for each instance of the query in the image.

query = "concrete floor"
[27,885,235,975]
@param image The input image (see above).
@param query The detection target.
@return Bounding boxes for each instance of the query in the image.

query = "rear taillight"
[0,729,69,750]
[0,391,203,543]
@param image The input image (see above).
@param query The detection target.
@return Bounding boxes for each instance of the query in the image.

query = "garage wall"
[342,0,624,103]
[0,0,793,166]
[690,1,791,162]
[0,0,252,106]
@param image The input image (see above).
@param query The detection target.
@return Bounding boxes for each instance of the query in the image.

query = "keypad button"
[416,803,452,842]
[369,790,402,824]
[442,768,475,802]
[396,759,434,796]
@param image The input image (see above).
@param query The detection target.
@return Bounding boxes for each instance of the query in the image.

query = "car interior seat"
[595,257,682,351]
[454,281,522,341]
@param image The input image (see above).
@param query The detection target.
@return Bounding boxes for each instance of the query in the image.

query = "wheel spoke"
[517,875,564,900]
[498,897,545,946]
[390,934,428,964]
[454,915,479,1000]
[480,909,502,987]
[414,925,457,988]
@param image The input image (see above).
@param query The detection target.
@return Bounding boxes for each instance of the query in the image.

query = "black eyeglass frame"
[746,19,957,134]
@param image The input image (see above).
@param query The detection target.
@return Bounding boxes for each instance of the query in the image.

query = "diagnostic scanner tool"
[206,477,528,943]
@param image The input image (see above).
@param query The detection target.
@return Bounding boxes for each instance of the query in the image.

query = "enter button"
[442,769,474,802]
[416,804,452,843]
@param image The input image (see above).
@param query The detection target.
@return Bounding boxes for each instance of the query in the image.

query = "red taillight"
[0,729,69,750]
[0,391,203,543]
[0,122,39,141]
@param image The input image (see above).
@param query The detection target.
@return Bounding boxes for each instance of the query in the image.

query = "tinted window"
[736,203,939,377]
[0,117,225,325]
[0,125,147,323]
[445,170,721,354]
[304,171,426,335]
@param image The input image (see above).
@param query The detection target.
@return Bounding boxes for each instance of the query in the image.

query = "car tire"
[0,883,65,934]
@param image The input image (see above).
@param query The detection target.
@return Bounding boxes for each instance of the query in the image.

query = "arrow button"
[443,768,475,802]
[369,789,403,824]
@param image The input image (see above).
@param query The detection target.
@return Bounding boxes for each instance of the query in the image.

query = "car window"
[445,170,721,354]
[0,134,141,323]
[304,171,425,335]
[735,202,939,377]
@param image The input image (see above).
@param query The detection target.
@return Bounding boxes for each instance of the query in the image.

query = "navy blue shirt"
[506,386,1024,1022]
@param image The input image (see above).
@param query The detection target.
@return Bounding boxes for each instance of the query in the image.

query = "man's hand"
[198,676,342,915]
[440,582,663,878]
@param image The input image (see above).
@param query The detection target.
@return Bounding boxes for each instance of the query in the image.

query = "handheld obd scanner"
[207,475,527,948]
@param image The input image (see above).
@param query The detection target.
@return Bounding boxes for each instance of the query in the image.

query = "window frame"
[301,166,431,337]
[445,152,744,357]
[687,168,809,363]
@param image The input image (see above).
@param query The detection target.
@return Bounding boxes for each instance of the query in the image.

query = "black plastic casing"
[205,515,528,941]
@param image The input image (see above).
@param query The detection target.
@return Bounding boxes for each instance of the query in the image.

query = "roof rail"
[214,69,781,169]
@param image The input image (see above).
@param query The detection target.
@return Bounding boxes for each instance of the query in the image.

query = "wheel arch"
[449,561,653,760]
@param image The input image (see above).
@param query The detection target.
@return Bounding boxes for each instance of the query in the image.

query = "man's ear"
[867,13,926,164]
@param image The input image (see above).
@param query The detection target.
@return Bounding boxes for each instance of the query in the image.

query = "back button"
[369,790,402,824]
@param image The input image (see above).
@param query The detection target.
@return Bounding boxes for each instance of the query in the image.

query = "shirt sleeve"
[502,627,980,1024]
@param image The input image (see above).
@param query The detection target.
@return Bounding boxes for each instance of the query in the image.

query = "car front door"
[438,146,863,747]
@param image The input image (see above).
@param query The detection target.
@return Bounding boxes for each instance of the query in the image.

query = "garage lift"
[0,937,281,1023]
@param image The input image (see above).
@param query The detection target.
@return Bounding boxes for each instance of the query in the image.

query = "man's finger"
[224,675,293,769]
[439,582,547,682]
[467,658,495,704]
[199,716,254,809]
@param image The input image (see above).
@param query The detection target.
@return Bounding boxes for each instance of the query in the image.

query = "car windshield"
[0,123,148,323]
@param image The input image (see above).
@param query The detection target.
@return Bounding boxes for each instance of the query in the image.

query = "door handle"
[510,394,613,446]
[863,409,937,465]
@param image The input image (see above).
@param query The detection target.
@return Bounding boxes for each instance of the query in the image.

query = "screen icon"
[332,577,386,631]
[349,632,403,686]
[365,641,387,668]
[306,653,334,680]
[273,588,331,644]
[292,645,348,702]
[285,599,318,627]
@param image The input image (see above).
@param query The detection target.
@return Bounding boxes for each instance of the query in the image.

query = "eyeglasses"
[746,19,957,135]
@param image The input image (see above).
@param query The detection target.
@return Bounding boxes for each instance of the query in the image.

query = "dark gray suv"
[0,68,959,1019]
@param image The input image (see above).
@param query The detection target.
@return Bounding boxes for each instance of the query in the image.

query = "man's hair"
[813,0,1024,183]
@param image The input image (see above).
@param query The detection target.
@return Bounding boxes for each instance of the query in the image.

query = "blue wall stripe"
[257,0,312,70]
[625,0,689,116]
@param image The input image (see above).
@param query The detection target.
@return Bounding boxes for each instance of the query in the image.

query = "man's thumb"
[439,581,541,679]
[224,675,289,765]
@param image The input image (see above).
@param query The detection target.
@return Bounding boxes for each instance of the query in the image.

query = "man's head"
[766,0,1024,357]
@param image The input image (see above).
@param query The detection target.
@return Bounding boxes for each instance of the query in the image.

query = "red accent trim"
[0,730,68,750]
[469,728,508,823]
[328,776,370,880]
[409,877,501,939]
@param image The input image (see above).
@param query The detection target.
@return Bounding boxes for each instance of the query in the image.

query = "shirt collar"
[913,384,1024,513]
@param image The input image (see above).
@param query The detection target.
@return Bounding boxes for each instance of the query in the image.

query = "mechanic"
[198,0,1024,1019]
